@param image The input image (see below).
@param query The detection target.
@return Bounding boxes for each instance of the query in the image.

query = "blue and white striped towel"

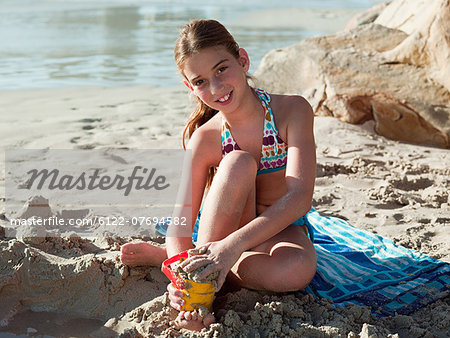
[304,208,450,316]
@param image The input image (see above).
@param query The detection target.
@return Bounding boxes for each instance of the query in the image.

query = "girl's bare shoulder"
[187,113,223,166]
[269,93,313,137]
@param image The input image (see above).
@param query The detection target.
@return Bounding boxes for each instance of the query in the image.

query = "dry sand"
[0,84,449,337]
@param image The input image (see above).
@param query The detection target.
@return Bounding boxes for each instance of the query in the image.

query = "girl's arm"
[165,127,221,257]
[225,95,316,253]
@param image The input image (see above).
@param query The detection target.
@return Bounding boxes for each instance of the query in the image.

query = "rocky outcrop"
[345,2,389,29]
[375,0,450,93]
[254,0,450,148]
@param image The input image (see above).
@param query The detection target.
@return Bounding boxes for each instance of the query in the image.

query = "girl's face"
[182,46,250,112]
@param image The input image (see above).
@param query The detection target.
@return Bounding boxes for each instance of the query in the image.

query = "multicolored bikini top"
[221,88,288,175]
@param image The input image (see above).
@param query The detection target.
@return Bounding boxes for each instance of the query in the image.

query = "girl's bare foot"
[120,242,167,267]
[174,310,215,331]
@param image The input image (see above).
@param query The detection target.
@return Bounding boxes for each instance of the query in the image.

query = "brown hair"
[175,19,241,186]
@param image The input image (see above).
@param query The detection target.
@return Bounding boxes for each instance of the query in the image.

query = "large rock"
[254,0,450,148]
[375,0,450,93]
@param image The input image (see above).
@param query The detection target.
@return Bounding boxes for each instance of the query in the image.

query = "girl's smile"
[216,90,233,105]
[182,46,250,113]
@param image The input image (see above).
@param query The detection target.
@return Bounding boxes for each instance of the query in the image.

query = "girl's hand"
[167,282,185,311]
[179,239,242,291]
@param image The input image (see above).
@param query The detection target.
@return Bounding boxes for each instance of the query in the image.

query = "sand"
[231,8,362,33]
[0,84,449,337]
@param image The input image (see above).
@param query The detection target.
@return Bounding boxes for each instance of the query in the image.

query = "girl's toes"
[203,313,215,326]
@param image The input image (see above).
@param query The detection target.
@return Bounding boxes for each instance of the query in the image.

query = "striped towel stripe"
[305,208,450,316]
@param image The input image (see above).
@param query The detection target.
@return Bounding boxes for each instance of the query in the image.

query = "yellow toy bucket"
[161,250,215,311]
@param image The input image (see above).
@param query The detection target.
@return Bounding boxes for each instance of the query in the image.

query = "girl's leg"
[120,150,257,267]
[228,225,317,292]
[176,150,257,330]
[120,242,167,267]
[196,150,258,244]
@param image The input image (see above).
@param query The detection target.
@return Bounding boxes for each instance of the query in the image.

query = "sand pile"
[106,288,449,337]
[3,232,446,337]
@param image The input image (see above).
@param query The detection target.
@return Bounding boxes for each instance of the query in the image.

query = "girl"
[121,19,317,331]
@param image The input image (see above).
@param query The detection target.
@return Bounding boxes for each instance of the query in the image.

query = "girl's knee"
[289,254,317,291]
[270,250,317,292]
[217,151,258,178]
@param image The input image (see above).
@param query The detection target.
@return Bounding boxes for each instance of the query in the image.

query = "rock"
[27,327,38,334]
[254,0,450,148]
[359,323,380,338]
[345,2,389,30]
[375,0,450,92]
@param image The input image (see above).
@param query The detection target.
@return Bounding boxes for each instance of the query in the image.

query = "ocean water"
[0,0,384,90]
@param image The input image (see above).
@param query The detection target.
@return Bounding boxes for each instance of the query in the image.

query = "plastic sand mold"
[162,250,215,311]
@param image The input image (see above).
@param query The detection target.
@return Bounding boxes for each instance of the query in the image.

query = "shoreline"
[1,3,378,91]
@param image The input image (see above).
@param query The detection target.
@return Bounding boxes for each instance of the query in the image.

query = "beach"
[1,0,449,337]
[1,84,449,337]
